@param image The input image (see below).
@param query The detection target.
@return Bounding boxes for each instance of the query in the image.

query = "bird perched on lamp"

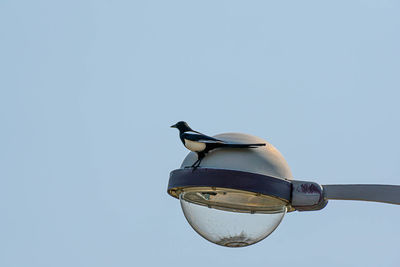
[171,121,265,169]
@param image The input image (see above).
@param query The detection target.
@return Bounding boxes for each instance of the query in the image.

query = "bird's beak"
[170,124,176,128]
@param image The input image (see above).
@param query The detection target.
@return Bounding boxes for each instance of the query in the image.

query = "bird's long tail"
[221,143,266,148]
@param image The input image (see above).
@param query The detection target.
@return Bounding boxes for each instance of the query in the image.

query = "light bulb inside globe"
[179,188,287,247]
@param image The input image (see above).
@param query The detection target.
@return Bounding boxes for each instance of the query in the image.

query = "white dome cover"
[180,133,293,180]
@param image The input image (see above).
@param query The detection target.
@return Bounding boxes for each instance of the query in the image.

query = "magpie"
[171,121,266,169]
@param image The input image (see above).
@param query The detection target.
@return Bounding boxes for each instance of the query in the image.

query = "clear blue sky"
[1,1,399,266]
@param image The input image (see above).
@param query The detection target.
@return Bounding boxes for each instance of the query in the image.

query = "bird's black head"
[170,121,192,132]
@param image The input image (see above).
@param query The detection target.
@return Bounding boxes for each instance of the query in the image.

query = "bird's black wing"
[181,132,224,143]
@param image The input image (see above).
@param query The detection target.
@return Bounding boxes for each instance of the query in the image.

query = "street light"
[167,133,400,247]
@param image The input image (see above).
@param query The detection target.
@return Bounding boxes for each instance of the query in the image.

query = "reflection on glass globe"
[179,188,287,247]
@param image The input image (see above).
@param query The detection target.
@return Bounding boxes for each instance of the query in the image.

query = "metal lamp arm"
[291,181,400,211]
[322,184,400,205]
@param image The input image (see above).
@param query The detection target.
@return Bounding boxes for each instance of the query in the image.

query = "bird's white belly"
[184,139,206,152]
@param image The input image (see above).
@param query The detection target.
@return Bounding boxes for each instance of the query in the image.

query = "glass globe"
[179,188,287,247]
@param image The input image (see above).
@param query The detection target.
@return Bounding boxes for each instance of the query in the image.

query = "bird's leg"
[194,158,202,168]
[192,160,201,171]
[191,158,200,168]
[191,152,205,171]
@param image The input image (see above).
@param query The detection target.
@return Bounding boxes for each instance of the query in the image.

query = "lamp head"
[168,133,294,247]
